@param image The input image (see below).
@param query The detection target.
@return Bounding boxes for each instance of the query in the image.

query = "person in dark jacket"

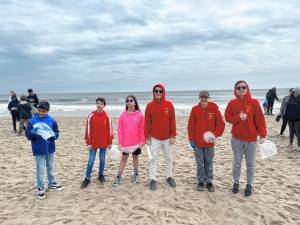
[266,87,280,115]
[26,101,63,199]
[27,88,39,108]
[17,95,32,135]
[278,88,294,136]
[7,94,20,133]
[285,87,300,151]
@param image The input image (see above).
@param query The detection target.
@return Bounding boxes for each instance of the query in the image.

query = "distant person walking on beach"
[81,97,114,188]
[27,89,39,109]
[225,81,267,197]
[285,87,300,151]
[113,95,145,187]
[145,84,177,191]
[188,90,225,192]
[266,87,280,115]
[17,95,32,135]
[26,101,63,200]
[7,94,20,133]
[278,88,294,136]
[8,91,19,103]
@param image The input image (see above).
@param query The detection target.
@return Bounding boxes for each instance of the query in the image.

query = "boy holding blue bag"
[26,101,63,200]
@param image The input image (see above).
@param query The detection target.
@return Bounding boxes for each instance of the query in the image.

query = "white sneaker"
[37,187,45,200]
[48,183,64,191]
[132,173,140,184]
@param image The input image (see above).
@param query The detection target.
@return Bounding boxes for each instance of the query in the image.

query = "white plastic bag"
[108,145,121,161]
[258,140,277,160]
[203,131,216,143]
[33,122,55,141]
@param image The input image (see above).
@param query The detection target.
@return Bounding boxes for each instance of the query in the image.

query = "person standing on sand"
[278,88,294,136]
[17,95,32,135]
[225,80,267,197]
[266,87,280,115]
[188,90,225,192]
[7,94,20,133]
[144,84,177,191]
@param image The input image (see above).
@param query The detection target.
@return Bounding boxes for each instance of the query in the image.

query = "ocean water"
[0,89,288,118]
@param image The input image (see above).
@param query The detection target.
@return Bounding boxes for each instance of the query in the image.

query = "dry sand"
[0,116,299,225]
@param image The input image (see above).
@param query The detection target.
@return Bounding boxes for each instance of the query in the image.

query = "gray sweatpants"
[231,138,257,185]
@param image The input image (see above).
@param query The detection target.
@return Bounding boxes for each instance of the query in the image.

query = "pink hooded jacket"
[118,110,145,148]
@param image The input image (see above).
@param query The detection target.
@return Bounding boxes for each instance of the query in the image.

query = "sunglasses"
[126,99,134,103]
[236,86,247,90]
[154,90,163,94]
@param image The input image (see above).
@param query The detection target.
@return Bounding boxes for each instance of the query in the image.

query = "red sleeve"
[214,108,225,137]
[107,115,113,146]
[169,103,177,137]
[225,101,241,124]
[144,104,151,139]
[254,101,267,138]
[85,114,92,145]
[187,108,196,142]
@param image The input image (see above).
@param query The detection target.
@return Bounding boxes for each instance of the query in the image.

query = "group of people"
[7,89,39,135]
[19,80,277,200]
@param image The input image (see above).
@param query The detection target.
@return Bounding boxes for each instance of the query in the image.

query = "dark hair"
[125,95,140,111]
[235,80,247,87]
[38,101,50,111]
[20,95,27,101]
[96,97,106,106]
[28,89,33,93]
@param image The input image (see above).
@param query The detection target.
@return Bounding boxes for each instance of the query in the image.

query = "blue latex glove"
[31,128,38,135]
[190,142,196,150]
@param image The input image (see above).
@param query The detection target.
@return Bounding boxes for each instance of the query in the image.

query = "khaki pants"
[18,119,28,135]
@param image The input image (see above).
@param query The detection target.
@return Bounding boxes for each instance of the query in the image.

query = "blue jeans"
[35,153,55,189]
[194,147,214,183]
[85,148,106,179]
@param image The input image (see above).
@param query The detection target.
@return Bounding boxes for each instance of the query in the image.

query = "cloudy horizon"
[0,0,299,94]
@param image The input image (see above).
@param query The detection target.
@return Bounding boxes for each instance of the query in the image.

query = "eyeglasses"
[154,90,163,94]
[126,99,134,103]
[236,86,247,90]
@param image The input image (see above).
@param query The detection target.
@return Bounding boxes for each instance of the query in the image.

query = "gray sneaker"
[37,187,45,200]
[149,180,157,191]
[113,176,122,187]
[166,177,176,188]
[132,173,140,184]
[197,182,205,191]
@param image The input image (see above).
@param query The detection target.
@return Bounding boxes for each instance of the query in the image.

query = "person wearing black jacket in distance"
[18,95,32,135]
[27,89,39,109]
[266,87,280,115]
[8,94,20,133]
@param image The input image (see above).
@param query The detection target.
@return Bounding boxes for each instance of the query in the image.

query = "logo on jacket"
[208,112,214,120]
[245,105,252,113]
[164,108,169,115]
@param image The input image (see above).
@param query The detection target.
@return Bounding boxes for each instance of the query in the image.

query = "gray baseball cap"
[199,90,210,97]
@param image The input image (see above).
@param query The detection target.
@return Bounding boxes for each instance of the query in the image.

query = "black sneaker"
[166,177,176,188]
[37,187,45,200]
[98,175,106,183]
[197,182,205,191]
[206,183,215,192]
[245,184,253,197]
[48,182,63,191]
[81,178,90,189]
[232,183,239,194]
[149,180,157,191]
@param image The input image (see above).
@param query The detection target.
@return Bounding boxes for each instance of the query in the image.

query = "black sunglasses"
[154,90,163,94]
[126,99,134,103]
[236,86,247,90]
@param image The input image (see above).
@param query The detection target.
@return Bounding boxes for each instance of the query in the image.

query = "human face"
[38,108,48,117]
[200,96,209,107]
[154,87,163,100]
[293,92,300,98]
[126,97,136,111]
[236,83,247,97]
[96,101,105,112]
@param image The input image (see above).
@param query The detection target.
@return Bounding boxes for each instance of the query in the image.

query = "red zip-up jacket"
[225,81,267,142]
[144,84,177,141]
[188,102,225,148]
[85,111,114,149]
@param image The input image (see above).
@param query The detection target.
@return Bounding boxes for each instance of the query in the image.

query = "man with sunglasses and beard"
[225,81,267,197]
[145,84,177,191]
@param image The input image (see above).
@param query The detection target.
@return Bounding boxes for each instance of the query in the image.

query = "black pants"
[287,120,300,146]
[10,111,19,131]
[266,97,275,114]
[280,116,288,135]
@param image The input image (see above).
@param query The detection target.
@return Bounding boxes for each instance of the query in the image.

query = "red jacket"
[144,84,177,140]
[188,102,225,148]
[225,81,267,142]
[85,111,114,149]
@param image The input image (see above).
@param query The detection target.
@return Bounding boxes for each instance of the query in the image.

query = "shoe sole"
[37,195,45,200]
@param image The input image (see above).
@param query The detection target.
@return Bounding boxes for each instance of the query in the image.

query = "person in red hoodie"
[81,97,114,188]
[225,81,267,197]
[188,90,225,192]
[145,84,177,191]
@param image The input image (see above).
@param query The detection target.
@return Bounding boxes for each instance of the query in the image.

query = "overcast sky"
[0,0,299,93]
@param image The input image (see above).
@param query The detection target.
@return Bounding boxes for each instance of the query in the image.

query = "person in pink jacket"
[113,95,145,186]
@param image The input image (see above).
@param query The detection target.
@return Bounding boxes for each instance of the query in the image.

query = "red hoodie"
[144,84,177,140]
[188,102,225,148]
[85,111,114,149]
[225,81,267,142]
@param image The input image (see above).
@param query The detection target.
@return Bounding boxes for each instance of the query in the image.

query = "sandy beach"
[0,116,299,225]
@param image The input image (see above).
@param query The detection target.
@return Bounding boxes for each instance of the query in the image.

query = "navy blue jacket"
[27,94,39,108]
[18,102,32,119]
[26,114,59,156]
